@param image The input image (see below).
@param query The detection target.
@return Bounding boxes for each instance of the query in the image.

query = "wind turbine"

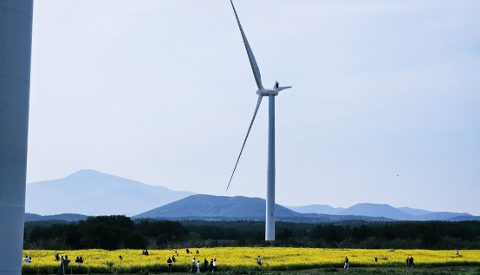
[226,0,291,241]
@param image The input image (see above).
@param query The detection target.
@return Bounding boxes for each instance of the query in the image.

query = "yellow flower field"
[22,248,480,274]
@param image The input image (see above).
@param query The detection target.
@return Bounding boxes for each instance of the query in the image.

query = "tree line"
[23,216,480,250]
[24,216,187,250]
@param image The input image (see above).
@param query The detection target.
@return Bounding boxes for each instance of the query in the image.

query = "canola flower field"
[22,248,480,274]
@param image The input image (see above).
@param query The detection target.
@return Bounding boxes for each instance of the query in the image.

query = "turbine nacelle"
[256,81,292,96]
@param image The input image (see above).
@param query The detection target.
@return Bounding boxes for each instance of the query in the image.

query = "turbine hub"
[257,89,278,96]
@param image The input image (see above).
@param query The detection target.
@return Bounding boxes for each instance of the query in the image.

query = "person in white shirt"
[191,258,196,272]
[212,259,217,272]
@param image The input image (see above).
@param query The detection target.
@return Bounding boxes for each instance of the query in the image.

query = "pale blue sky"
[28,0,480,215]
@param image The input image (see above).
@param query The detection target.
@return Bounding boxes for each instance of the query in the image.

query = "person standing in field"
[191,258,196,272]
[212,259,217,272]
[406,257,410,267]
[56,255,70,275]
[374,255,377,263]
[344,257,349,269]
[209,259,214,272]
[167,257,173,272]
[197,260,201,273]
[203,258,209,272]
[257,256,262,266]
[409,256,414,267]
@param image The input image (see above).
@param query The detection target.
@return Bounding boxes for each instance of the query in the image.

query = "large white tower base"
[0,1,34,274]
[265,95,275,241]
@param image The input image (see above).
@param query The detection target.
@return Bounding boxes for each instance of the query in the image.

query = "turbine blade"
[227,95,263,191]
[277,86,292,92]
[230,0,264,90]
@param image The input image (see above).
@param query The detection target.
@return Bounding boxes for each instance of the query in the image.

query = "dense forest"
[23,216,480,250]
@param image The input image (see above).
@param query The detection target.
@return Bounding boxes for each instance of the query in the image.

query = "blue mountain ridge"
[25,170,476,222]
[26,169,193,216]
[133,196,475,222]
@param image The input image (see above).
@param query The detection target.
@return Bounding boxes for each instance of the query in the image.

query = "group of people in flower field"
[406,256,415,268]
[166,249,259,273]
[344,255,415,269]
[24,253,82,264]
[22,248,465,273]
[165,248,217,273]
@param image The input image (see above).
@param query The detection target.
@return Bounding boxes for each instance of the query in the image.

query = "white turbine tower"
[226,0,291,241]
[0,1,33,274]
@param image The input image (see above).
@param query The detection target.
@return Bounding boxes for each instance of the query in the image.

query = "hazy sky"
[28,0,480,215]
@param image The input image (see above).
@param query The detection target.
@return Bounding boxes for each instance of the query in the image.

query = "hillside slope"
[134,194,301,220]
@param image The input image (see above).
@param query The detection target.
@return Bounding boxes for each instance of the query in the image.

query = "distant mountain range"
[26,169,193,216]
[25,169,479,222]
[287,205,345,215]
[284,203,474,221]
[133,196,476,222]
[25,213,88,222]
[132,195,400,223]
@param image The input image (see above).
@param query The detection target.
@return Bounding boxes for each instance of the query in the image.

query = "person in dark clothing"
[344,257,349,269]
[409,257,414,267]
[172,255,176,262]
[406,257,410,267]
[203,258,209,272]
[167,257,173,272]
